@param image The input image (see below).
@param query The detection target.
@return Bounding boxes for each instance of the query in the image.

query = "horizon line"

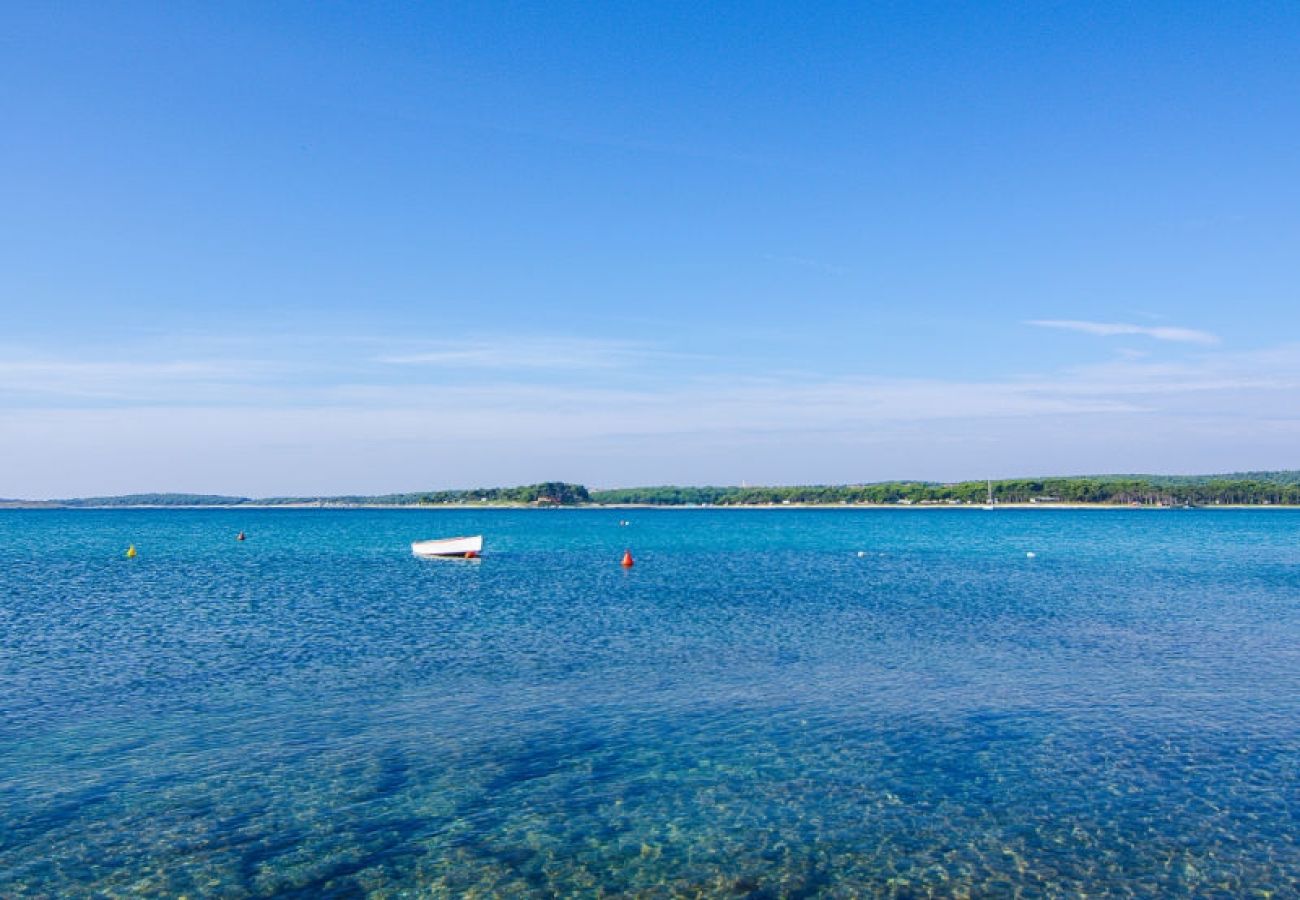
[5,469,1299,504]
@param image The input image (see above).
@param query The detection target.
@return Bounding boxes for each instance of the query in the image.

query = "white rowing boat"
[411,535,483,558]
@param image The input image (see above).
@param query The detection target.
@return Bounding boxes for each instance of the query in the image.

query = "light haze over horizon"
[3,3,1299,499]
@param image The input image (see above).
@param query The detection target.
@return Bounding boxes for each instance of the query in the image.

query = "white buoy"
[1026,551,1036,558]
[857,551,867,557]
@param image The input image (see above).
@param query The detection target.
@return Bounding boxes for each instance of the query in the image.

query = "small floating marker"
[236,531,246,542]
[125,544,137,558]
[1026,551,1036,558]
[857,551,867,558]
[621,549,634,568]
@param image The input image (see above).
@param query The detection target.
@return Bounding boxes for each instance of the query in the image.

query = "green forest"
[11,473,1300,507]
[587,475,1300,506]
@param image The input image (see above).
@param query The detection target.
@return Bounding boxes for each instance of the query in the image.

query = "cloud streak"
[7,335,1300,495]
[1027,320,1220,344]
[7,340,1300,419]
[375,338,654,370]
[0,358,275,401]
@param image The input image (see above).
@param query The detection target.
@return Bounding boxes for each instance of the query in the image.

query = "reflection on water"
[2,509,1298,895]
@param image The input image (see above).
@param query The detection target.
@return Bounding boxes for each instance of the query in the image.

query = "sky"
[2,1,1299,497]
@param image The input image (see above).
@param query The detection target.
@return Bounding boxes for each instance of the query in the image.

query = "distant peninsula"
[5,473,1300,508]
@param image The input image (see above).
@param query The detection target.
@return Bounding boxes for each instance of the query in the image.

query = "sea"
[1,508,1297,897]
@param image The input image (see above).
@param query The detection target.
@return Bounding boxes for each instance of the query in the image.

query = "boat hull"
[411,535,484,558]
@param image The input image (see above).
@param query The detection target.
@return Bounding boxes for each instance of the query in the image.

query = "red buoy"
[621,549,634,567]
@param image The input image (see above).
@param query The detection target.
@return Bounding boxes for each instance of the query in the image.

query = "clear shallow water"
[1,508,1297,897]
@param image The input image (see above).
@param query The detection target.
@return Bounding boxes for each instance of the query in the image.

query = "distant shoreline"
[3,502,1297,510]
[6,473,1300,509]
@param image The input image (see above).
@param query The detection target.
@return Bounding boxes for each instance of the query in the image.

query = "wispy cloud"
[0,359,274,401]
[7,340,1300,495]
[9,336,1300,419]
[375,338,657,370]
[1027,319,1220,345]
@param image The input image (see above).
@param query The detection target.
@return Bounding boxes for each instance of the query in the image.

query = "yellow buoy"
[125,544,137,558]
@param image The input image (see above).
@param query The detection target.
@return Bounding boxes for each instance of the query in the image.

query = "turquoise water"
[2,508,1298,897]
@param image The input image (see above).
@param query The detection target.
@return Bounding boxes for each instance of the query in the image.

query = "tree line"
[25,473,1300,507]
[588,476,1300,506]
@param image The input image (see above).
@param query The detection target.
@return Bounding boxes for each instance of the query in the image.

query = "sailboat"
[983,480,995,510]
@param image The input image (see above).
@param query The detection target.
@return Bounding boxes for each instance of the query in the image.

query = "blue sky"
[2,2,1299,497]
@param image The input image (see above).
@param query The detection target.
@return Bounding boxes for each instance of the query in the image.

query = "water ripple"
[1,508,1297,896]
